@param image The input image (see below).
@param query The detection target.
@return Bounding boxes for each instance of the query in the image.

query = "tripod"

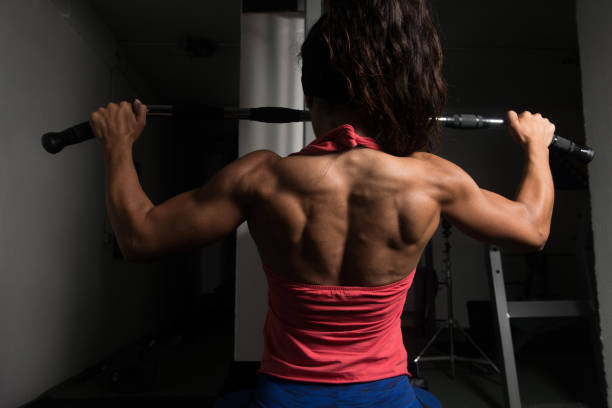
[413,220,500,378]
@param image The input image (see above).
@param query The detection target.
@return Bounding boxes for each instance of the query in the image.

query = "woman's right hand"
[507,110,556,154]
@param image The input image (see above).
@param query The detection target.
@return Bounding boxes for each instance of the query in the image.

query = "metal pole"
[487,246,522,408]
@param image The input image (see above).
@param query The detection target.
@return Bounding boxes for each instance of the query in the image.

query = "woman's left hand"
[89,99,147,151]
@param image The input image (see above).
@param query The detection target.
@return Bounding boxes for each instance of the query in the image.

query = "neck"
[315,116,375,140]
[309,97,377,140]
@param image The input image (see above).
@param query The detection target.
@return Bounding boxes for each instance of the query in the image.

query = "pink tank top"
[258,124,416,383]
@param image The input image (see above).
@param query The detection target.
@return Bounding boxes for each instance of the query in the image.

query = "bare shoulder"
[406,152,476,203]
[231,149,282,193]
[225,149,281,179]
[409,151,458,172]
[203,150,280,199]
[236,149,281,169]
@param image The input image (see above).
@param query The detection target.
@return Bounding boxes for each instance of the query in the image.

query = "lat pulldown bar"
[41,106,595,163]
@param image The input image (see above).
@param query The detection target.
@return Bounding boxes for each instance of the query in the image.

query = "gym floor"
[24,317,596,408]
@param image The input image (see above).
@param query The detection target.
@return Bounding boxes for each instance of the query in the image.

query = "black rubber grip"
[41,121,94,154]
[550,134,595,163]
[249,107,305,123]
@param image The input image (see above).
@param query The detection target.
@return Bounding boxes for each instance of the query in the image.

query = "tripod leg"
[414,326,444,361]
[455,324,500,374]
[413,324,445,378]
[450,320,455,378]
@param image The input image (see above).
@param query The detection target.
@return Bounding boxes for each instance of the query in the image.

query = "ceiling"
[87,0,242,105]
[86,0,578,106]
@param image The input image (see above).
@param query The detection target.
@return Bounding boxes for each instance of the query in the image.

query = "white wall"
[0,2,168,407]
[235,13,305,361]
[577,0,612,402]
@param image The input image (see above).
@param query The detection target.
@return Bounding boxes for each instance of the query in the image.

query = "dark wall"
[421,0,592,326]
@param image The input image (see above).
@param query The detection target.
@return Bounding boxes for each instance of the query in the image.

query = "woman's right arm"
[438,111,555,252]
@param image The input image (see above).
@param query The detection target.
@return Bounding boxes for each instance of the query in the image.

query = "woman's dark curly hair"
[300,0,447,156]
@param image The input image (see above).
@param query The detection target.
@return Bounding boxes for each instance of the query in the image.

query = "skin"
[89,97,554,286]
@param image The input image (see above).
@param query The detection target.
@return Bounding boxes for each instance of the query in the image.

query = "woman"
[89,0,555,406]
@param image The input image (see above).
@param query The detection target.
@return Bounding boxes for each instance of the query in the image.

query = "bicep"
[440,166,544,251]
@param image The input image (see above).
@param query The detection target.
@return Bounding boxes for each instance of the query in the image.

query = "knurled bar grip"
[439,113,594,163]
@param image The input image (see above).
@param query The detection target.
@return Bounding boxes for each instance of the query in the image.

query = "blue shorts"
[214,374,441,408]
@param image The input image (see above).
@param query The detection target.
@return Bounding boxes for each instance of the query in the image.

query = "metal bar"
[146,106,512,125]
[507,300,593,319]
[417,356,455,362]
[437,114,505,128]
[487,246,522,408]
[418,356,498,365]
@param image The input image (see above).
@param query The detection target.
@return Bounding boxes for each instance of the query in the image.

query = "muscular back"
[244,148,444,287]
[110,112,551,281]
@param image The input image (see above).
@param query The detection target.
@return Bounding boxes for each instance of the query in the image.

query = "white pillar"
[235,12,305,361]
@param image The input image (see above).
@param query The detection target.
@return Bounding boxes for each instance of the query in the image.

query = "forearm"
[104,144,154,254]
[515,147,554,238]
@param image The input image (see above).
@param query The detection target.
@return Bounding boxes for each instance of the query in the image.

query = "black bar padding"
[172,105,225,120]
[41,121,94,154]
[550,135,595,163]
[249,107,305,123]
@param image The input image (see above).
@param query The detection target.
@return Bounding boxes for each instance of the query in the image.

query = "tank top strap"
[291,124,381,156]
